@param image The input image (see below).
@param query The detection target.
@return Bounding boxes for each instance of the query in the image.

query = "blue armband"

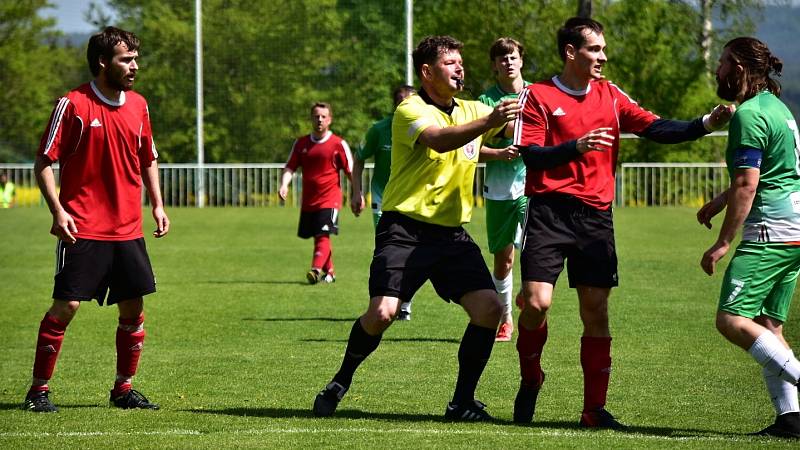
[733,147,762,169]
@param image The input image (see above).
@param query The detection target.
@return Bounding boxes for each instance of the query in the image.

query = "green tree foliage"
[0,1,84,162]
[106,0,407,162]
[0,0,775,164]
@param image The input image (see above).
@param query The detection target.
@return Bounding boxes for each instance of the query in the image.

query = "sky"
[41,0,116,33]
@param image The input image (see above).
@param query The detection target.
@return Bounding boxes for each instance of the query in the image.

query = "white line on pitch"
[0,427,758,442]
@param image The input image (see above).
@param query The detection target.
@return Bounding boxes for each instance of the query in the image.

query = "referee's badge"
[463,140,477,159]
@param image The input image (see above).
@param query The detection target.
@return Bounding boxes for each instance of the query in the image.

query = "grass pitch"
[0,206,797,449]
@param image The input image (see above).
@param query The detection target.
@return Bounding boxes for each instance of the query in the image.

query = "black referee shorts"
[52,238,156,305]
[520,194,618,288]
[368,211,496,303]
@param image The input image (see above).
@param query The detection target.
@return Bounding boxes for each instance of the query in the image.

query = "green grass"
[0,206,797,449]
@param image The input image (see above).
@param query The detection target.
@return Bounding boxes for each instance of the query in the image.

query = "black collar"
[419,88,457,115]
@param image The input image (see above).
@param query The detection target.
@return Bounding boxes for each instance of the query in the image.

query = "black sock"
[333,318,382,388]
[451,323,496,405]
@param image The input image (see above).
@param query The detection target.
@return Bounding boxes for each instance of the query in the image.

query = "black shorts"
[520,194,618,288]
[368,211,495,303]
[53,238,156,305]
[298,208,339,239]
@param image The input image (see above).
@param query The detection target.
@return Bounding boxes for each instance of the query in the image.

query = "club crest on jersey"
[463,140,477,159]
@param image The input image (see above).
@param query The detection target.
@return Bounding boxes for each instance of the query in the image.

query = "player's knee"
[49,300,80,324]
[715,311,737,337]
[365,306,395,329]
[522,294,551,315]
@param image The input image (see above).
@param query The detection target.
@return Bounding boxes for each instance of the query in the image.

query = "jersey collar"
[552,76,591,97]
[419,88,458,115]
[310,131,332,144]
[90,80,126,106]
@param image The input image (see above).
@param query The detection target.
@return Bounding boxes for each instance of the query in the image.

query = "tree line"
[0,0,772,164]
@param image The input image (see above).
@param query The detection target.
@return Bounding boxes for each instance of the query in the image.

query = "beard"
[107,67,134,92]
[716,72,740,102]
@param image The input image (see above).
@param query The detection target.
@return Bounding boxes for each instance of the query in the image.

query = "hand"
[706,104,736,130]
[497,145,519,161]
[278,185,288,202]
[152,206,170,238]
[696,194,727,229]
[488,99,521,128]
[701,240,730,275]
[50,209,77,244]
[576,127,614,153]
[350,193,365,216]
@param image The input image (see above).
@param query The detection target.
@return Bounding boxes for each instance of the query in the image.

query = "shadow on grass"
[243,317,358,323]
[0,402,99,411]
[204,280,308,286]
[514,420,740,438]
[301,337,460,344]
[185,406,445,422]
[182,408,740,438]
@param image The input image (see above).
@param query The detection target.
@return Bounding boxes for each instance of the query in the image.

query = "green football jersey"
[726,91,800,242]
[356,115,393,208]
[478,83,529,200]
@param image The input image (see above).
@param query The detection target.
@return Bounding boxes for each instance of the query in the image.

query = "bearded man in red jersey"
[24,27,169,412]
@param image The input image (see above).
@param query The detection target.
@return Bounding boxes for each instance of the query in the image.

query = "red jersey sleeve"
[610,83,659,134]
[513,87,548,147]
[38,97,79,163]
[138,102,158,167]
[285,139,302,172]
[335,139,353,176]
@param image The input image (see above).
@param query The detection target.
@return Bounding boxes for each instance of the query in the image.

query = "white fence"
[0,162,727,209]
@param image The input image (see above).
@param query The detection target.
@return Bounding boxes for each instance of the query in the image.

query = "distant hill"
[756,5,800,116]
[57,31,91,47]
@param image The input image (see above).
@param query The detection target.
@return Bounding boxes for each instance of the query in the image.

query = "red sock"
[516,320,547,386]
[31,313,68,392]
[312,235,331,270]
[115,313,145,396]
[581,336,612,413]
[322,246,334,275]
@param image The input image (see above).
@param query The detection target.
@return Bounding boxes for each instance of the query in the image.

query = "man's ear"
[564,44,576,61]
[420,63,431,81]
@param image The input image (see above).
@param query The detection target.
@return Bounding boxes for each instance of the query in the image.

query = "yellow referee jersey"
[382,94,503,227]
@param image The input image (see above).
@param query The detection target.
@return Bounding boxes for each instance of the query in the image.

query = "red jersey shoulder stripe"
[43,97,71,156]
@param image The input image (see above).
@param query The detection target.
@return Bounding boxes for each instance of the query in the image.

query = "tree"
[0,1,84,162]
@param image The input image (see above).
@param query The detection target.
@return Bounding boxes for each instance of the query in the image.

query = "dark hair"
[310,102,332,116]
[724,37,783,98]
[489,37,525,62]
[392,85,415,107]
[412,36,463,78]
[557,17,603,61]
[87,26,140,76]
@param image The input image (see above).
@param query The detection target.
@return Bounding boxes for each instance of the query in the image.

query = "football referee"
[312,35,520,421]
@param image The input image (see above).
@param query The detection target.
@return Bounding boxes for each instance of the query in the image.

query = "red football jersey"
[38,82,158,240]
[514,77,658,210]
[285,131,352,211]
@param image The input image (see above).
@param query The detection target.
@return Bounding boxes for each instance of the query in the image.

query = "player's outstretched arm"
[639,104,736,144]
[142,160,169,238]
[516,127,612,170]
[34,154,77,243]
[479,145,518,162]
[419,99,520,153]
